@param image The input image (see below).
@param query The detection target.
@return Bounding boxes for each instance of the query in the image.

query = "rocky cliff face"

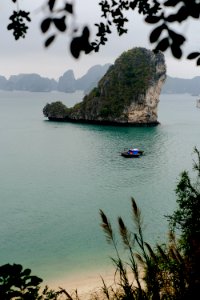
[125,53,166,124]
[68,47,166,125]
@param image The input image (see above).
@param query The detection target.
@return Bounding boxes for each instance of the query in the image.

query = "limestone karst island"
[43,47,166,125]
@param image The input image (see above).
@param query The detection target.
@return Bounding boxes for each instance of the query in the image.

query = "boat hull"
[121,152,141,158]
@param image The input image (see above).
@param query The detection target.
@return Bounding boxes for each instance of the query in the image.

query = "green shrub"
[43,101,69,119]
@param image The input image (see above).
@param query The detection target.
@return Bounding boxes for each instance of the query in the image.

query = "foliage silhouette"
[0,263,42,299]
[7,0,200,65]
[168,147,200,255]
[7,9,31,40]
[0,263,81,299]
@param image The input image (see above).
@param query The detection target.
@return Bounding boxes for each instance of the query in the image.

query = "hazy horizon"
[1,64,200,81]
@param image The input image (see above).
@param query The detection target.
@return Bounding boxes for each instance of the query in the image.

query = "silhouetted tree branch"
[8,0,200,64]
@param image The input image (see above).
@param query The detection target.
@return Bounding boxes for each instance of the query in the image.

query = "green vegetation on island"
[43,47,166,125]
[43,101,70,120]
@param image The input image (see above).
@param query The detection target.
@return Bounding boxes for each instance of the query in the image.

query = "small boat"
[196,99,200,108]
[121,148,144,158]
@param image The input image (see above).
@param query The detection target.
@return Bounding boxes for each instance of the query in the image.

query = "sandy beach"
[45,267,117,299]
[44,264,141,299]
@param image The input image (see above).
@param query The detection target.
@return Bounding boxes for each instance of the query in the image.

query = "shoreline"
[43,264,141,299]
[43,267,144,300]
[47,117,160,127]
[44,267,117,299]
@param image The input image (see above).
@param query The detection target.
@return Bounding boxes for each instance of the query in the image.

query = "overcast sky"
[1,0,200,80]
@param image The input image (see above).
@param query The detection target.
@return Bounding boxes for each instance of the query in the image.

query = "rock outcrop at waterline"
[43,47,166,125]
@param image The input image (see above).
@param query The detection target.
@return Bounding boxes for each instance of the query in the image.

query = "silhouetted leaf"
[65,3,73,14]
[171,43,182,59]
[197,57,200,66]
[29,275,43,286]
[70,37,82,58]
[106,25,111,33]
[21,11,31,22]
[45,34,56,47]
[150,1,161,14]
[7,23,14,30]
[9,263,23,276]
[178,6,189,21]
[165,14,177,22]
[82,27,92,54]
[150,24,166,43]
[53,16,66,32]
[70,26,91,58]
[155,37,169,51]
[111,0,118,7]
[187,52,200,60]
[41,18,51,33]
[82,26,90,39]
[112,8,123,17]
[130,1,137,10]
[22,268,31,276]
[188,3,200,18]
[168,30,185,45]
[0,263,12,276]
[172,6,188,22]
[145,15,161,24]
[164,0,180,6]
[118,27,128,36]
[48,0,56,11]
[96,22,106,37]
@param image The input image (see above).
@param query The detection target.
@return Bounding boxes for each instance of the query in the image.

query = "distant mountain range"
[162,76,200,95]
[1,65,200,95]
[0,64,111,94]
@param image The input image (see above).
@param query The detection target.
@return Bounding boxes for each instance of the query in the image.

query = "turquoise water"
[0,91,199,282]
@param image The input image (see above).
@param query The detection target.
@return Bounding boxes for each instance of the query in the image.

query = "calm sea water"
[0,90,199,283]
